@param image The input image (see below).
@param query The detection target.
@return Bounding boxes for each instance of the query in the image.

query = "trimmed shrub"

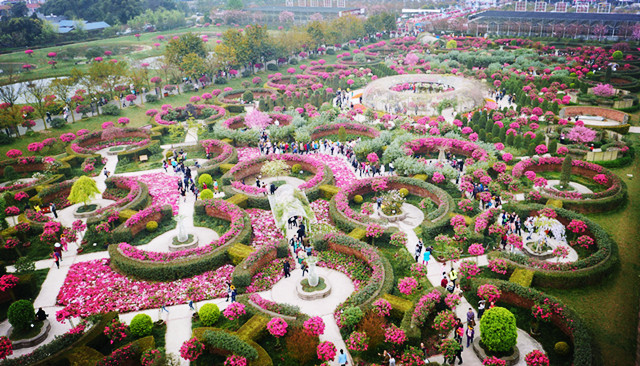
[242,90,254,103]
[3,166,17,181]
[508,268,534,288]
[129,314,153,337]
[555,341,570,356]
[146,221,158,232]
[399,188,409,197]
[198,174,213,188]
[145,94,158,103]
[102,104,120,116]
[480,307,518,353]
[353,195,363,204]
[199,303,221,326]
[202,330,258,360]
[50,118,66,128]
[267,63,278,71]
[200,189,214,200]
[291,164,301,174]
[341,306,364,329]
[8,299,35,330]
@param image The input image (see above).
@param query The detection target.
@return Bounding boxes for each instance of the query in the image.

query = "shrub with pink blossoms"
[571,235,595,249]
[180,337,204,361]
[224,355,247,366]
[483,356,507,366]
[567,220,588,233]
[384,324,407,344]
[317,341,337,361]
[488,258,508,275]
[593,174,608,185]
[303,316,325,336]
[557,146,568,155]
[525,350,550,366]
[398,277,419,295]
[372,298,391,317]
[346,331,369,351]
[477,284,501,302]
[431,172,445,184]
[223,302,246,320]
[267,317,288,337]
[535,144,548,155]
[365,223,384,239]
[103,318,128,344]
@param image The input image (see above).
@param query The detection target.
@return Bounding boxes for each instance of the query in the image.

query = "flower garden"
[0,18,638,366]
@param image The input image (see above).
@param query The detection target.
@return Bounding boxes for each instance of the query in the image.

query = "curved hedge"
[0,156,71,179]
[69,128,154,155]
[195,139,238,177]
[221,154,334,209]
[329,176,454,243]
[463,278,594,366]
[310,122,380,140]
[109,199,252,281]
[490,203,619,288]
[513,157,627,213]
[216,88,278,106]
[232,240,289,292]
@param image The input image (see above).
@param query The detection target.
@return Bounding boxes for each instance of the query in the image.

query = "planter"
[7,320,51,350]
[73,203,102,219]
[379,210,407,223]
[472,337,519,366]
[168,234,199,251]
[295,276,332,300]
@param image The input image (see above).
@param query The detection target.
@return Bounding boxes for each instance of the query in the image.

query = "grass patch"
[76,204,98,213]
[194,215,230,236]
[172,234,194,246]
[540,171,604,193]
[115,153,164,174]
[300,277,326,292]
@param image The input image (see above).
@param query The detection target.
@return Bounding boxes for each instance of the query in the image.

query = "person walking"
[283,261,290,278]
[338,349,348,366]
[53,251,60,269]
[415,243,422,262]
[422,248,431,265]
[50,203,58,219]
[466,324,475,348]
[448,267,458,288]
[301,259,308,277]
[478,300,486,319]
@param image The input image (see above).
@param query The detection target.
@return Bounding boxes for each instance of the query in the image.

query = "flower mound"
[398,277,419,295]
[303,316,325,336]
[317,341,337,362]
[346,331,369,351]
[267,317,288,338]
[180,337,204,361]
[525,350,550,366]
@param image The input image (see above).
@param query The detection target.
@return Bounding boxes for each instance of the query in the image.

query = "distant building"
[52,19,111,33]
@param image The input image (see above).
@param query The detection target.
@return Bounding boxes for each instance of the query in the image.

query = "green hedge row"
[201,329,259,360]
[232,240,289,291]
[109,204,173,244]
[109,200,252,281]
[463,278,594,366]
[492,203,619,288]
[0,312,118,366]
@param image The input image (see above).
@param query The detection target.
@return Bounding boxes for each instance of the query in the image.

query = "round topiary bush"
[554,341,570,356]
[399,188,409,197]
[146,221,158,232]
[165,151,174,159]
[198,174,213,188]
[340,306,364,329]
[7,299,34,330]
[480,306,518,353]
[242,90,254,103]
[129,313,153,337]
[291,164,302,174]
[199,303,221,326]
[200,189,214,200]
[353,195,363,204]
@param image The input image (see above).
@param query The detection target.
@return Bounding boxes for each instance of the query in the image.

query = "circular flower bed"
[490,203,619,288]
[265,74,320,91]
[329,176,454,241]
[222,154,333,200]
[109,199,252,281]
[153,104,225,125]
[305,64,349,77]
[403,137,491,162]
[199,139,235,164]
[70,128,152,154]
[337,55,383,66]
[221,113,292,130]
[216,88,278,105]
[512,157,626,213]
[310,122,380,140]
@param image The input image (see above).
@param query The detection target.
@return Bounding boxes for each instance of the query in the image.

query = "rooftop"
[245,6,357,14]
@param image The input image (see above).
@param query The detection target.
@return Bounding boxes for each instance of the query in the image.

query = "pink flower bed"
[403,137,490,162]
[237,147,260,162]
[246,208,284,250]
[137,173,180,214]
[56,260,233,316]
[200,140,234,163]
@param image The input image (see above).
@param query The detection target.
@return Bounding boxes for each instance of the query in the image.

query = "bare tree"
[24,79,51,129]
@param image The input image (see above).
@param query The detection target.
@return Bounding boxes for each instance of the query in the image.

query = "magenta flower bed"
[200,139,234,163]
[56,260,234,316]
[403,137,490,162]
[137,172,181,214]
[221,113,292,129]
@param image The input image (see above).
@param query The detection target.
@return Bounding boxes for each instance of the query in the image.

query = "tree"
[68,176,100,206]
[87,59,129,99]
[10,2,28,18]
[24,80,51,129]
[7,300,34,330]
[180,53,207,80]
[165,33,207,67]
[279,11,295,26]
[566,125,597,145]
[559,155,572,189]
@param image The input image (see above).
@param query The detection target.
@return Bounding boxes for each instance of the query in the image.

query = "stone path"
[544,179,594,195]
